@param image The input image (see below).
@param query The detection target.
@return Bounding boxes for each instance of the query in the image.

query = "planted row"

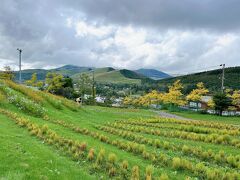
[0,85,46,117]
[125,117,240,131]
[4,80,44,103]
[41,116,239,179]
[97,125,240,169]
[0,108,161,180]
[108,123,240,148]
[119,120,240,136]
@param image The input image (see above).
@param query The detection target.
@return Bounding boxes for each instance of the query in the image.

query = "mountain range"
[13,65,171,84]
[11,65,240,90]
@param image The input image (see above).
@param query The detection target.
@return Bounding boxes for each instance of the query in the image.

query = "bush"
[96,149,105,166]
[182,145,190,154]
[172,157,181,170]
[0,91,6,104]
[41,92,62,109]
[5,80,44,103]
[159,173,169,180]
[121,160,128,170]
[87,148,95,161]
[145,165,154,180]
[195,162,206,176]
[108,167,116,177]
[108,153,117,165]
[0,86,46,117]
[206,169,221,180]
[131,166,140,180]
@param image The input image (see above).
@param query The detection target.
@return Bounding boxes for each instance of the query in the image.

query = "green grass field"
[0,81,240,179]
[170,110,240,125]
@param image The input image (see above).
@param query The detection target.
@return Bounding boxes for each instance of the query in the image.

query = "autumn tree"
[231,90,240,109]
[123,96,133,106]
[0,66,15,80]
[186,82,209,110]
[25,73,43,88]
[162,80,186,107]
[45,72,64,94]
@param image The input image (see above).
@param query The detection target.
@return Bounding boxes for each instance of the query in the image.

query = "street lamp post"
[17,48,22,83]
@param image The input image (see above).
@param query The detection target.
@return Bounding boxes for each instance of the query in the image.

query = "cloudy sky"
[1,0,240,74]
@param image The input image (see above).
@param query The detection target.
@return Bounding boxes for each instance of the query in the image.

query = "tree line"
[123,80,240,116]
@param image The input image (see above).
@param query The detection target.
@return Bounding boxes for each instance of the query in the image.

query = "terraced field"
[0,80,240,179]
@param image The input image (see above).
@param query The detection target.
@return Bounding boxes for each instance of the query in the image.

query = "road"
[156,111,193,121]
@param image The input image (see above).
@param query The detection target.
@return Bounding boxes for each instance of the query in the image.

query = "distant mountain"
[14,65,150,84]
[54,65,93,76]
[72,67,148,84]
[136,69,171,80]
[14,65,93,81]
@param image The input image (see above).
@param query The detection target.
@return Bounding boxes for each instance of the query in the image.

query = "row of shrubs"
[4,80,44,103]
[109,123,240,148]
[43,92,79,111]
[4,80,79,111]
[97,125,240,169]
[119,120,240,136]
[0,108,167,180]
[0,85,46,117]
[130,117,240,131]
[40,116,239,179]
[0,90,6,104]
[39,92,63,110]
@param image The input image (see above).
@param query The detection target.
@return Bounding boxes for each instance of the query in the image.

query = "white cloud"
[75,20,113,38]
[1,0,240,74]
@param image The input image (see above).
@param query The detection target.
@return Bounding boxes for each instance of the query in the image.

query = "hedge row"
[97,125,240,169]
[108,123,240,148]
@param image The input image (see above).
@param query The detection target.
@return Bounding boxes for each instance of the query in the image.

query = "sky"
[0,0,240,74]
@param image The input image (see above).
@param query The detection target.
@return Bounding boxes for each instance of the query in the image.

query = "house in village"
[188,96,212,110]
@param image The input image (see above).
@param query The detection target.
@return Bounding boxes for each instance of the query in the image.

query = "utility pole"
[220,64,225,93]
[17,48,22,83]
[92,70,95,104]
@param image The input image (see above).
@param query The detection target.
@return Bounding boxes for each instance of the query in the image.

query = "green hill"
[157,66,240,91]
[0,80,239,179]
[14,65,148,84]
[14,65,92,81]
[72,68,146,84]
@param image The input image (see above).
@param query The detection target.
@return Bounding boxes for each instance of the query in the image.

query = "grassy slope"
[0,113,93,180]
[72,68,141,84]
[1,82,240,179]
[95,70,141,84]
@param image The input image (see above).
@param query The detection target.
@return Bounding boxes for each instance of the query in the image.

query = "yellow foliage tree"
[123,96,133,106]
[25,73,43,88]
[207,99,215,109]
[231,90,240,109]
[0,66,15,80]
[186,82,209,102]
[162,80,186,106]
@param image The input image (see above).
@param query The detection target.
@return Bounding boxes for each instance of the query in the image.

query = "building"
[189,96,212,110]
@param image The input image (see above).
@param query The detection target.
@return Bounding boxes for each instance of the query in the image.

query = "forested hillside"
[157,66,240,92]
